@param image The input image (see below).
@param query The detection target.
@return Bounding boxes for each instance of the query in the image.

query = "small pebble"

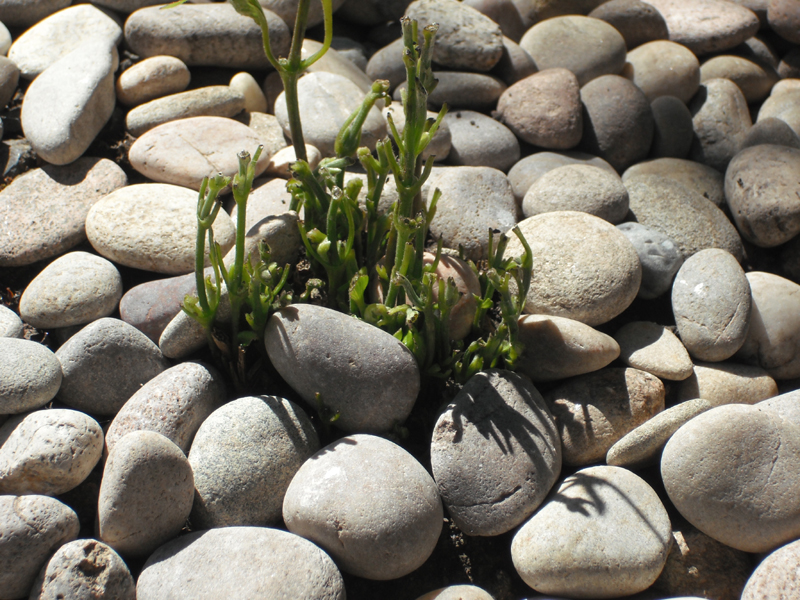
[229,71,268,113]
[443,110,520,172]
[616,222,684,299]
[615,321,693,380]
[0,305,23,338]
[116,55,191,107]
[624,40,700,103]
[0,338,62,414]
[677,361,778,406]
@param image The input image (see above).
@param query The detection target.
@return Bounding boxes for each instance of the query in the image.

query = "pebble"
[422,166,518,261]
[615,321,693,380]
[515,314,620,382]
[394,71,507,112]
[189,395,319,528]
[700,55,778,103]
[303,39,373,93]
[0,305,23,338]
[98,430,194,557]
[463,0,526,42]
[677,361,778,406]
[283,433,443,580]
[545,367,665,466]
[55,317,170,416]
[624,40,701,104]
[0,338,62,414]
[0,408,102,496]
[625,175,744,261]
[136,527,345,599]
[742,537,800,599]
[507,150,615,202]
[758,88,800,136]
[0,55,19,109]
[86,183,236,275]
[223,211,302,272]
[623,157,725,207]
[514,0,608,27]
[274,72,387,157]
[119,271,198,343]
[0,0,69,28]
[20,39,117,165]
[767,0,800,43]
[157,286,231,360]
[689,78,752,173]
[616,222,684,299]
[423,253,481,341]
[29,539,135,600]
[124,3,290,70]
[736,271,800,379]
[511,465,671,598]
[365,38,407,92]
[495,68,583,150]
[522,164,628,223]
[442,110,520,172]
[235,111,288,157]
[519,15,626,86]
[8,4,122,80]
[661,403,800,553]
[643,0,760,55]
[607,398,713,469]
[579,74,655,172]
[491,35,538,85]
[266,144,321,178]
[125,86,246,138]
[19,251,123,329]
[650,95,695,158]
[742,117,800,150]
[105,361,225,455]
[229,71,267,113]
[507,211,641,326]
[416,586,494,600]
[0,495,79,600]
[761,390,800,426]
[0,21,9,55]
[588,0,669,49]
[0,157,127,267]
[116,55,191,107]
[725,144,800,248]
[265,304,420,433]
[431,369,561,536]
[129,116,270,190]
[405,0,504,72]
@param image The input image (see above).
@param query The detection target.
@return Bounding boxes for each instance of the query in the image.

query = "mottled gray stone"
[512,0,607,27]
[0,338,61,414]
[0,0,69,28]
[677,361,778,406]
[623,157,725,207]
[0,157,127,267]
[394,71,507,112]
[700,55,778,104]
[507,211,641,326]
[119,271,199,343]
[624,40,701,104]
[265,304,420,433]
[589,0,668,49]
[0,495,79,599]
[491,35,538,85]
[616,222,684,299]
[116,55,191,107]
[124,4,290,70]
[443,110,520,172]
[512,465,671,598]
[365,38,407,92]
[0,305,23,338]
[546,367,665,466]
[606,398,712,469]
[758,88,800,136]
[615,321,693,380]
[20,40,117,165]
[86,183,236,275]
[189,396,319,528]
[29,539,135,600]
[105,362,225,455]
[742,117,800,151]
[98,431,194,557]
[431,369,561,536]
[303,39,373,93]
[650,95,695,159]
[136,527,345,600]
[507,150,615,202]
[55,318,170,416]
[463,0,526,41]
[724,144,800,248]
[283,434,442,580]
[661,404,800,553]
[0,55,19,110]
[516,314,620,382]
[0,409,103,496]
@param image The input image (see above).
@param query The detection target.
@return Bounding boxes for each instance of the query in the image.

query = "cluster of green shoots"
[179,0,533,393]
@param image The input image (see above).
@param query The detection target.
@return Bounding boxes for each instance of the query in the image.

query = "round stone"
[19,251,122,329]
[623,157,725,207]
[676,361,778,406]
[522,163,628,223]
[616,222,684,299]
[394,71,507,113]
[650,95,695,159]
[507,150,615,202]
[624,40,700,104]
[415,586,494,600]
[615,321,693,380]
[700,55,778,104]
[86,183,236,275]
[507,211,642,326]
[189,396,319,528]
[98,430,194,558]
[545,367,665,466]
[672,248,751,362]
[0,338,62,414]
[116,55,191,107]
[230,71,267,113]
[768,0,800,44]
[0,409,103,496]
[0,305,23,338]
[742,537,800,599]
[757,88,800,137]
[442,109,520,172]
[431,370,561,536]
[283,434,443,580]
[588,0,669,49]
[511,465,672,598]
[742,117,800,151]
[264,304,420,433]
[724,144,800,248]
[661,403,800,553]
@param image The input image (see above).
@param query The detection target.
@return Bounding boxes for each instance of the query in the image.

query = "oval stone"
[661,404,800,553]
[443,109,519,172]
[616,222,684,299]
[650,95,695,159]
[431,370,561,536]
[589,0,669,49]
[623,157,725,207]
[0,408,103,496]
[116,55,191,107]
[98,431,194,558]
[0,338,62,414]
[741,537,800,599]
[86,183,236,275]
[189,395,319,528]
[676,361,778,406]
[615,321,693,380]
[136,527,345,600]
[265,305,419,433]
[700,55,778,104]
[624,40,700,104]
[0,305,23,338]
[283,434,442,580]
[508,150,615,202]
[511,465,672,598]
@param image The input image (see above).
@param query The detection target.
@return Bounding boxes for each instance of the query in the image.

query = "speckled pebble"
[615,321,693,380]
[0,305,23,338]
[676,361,778,406]
[116,55,191,108]
[0,338,62,414]
[443,110,520,172]
[616,222,684,299]
[741,537,800,599]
